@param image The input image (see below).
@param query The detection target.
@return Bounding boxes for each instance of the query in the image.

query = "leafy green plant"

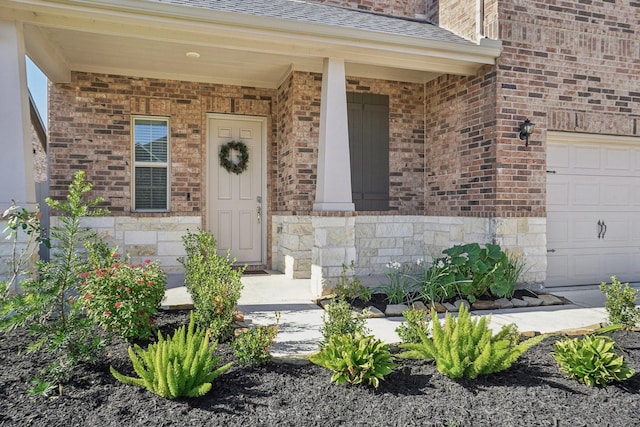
[395,307,430,344]
[397,305,546,379]
[411,256,462,303]
[179,229,244,341]
[320,298,368,345]
[110,316,232,399]
[333,262,371,302]
[79,251,166,341]
[0,171,107,386]
[377,261,414,304]
[553,334,635,387]
[599,276,640,328]
[232,313,280,366]
[309,332,396,388]
[499,253,527,299]
[442,243,515,302]
[1,202,48,297]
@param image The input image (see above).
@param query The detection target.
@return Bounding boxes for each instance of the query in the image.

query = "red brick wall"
[275,72,322,214]
[424,0,640,218]
[308,0,426,18]
[424,0,478,41]
[493,0,640,217]
[274,71,425,214]
[49,72,277,218]
[425,66,498,217]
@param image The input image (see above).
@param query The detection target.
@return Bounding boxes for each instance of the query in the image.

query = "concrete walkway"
[162,272,631,358]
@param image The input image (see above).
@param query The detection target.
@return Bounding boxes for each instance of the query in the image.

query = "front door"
[207,115,265,264]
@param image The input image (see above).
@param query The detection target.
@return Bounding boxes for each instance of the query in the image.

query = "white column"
[313,58,354,212]
[0,21,35,208]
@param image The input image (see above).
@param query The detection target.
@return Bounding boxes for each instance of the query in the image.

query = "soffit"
[4,0,502,87]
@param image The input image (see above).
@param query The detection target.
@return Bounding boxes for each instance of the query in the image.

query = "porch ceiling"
[4,0,502,88]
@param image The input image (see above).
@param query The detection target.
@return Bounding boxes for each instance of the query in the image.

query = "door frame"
[205,113,268,265]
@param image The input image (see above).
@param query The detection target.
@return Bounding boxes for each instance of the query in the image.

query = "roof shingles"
[149,0,472,44]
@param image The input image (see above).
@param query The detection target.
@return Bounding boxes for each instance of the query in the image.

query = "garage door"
[546,132,640,287]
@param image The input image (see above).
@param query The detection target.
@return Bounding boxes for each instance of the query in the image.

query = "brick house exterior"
[2,0,638,294]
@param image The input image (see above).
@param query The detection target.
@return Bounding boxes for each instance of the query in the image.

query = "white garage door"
[546,132,640,287]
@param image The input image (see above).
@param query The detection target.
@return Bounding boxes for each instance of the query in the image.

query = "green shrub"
[232,314,279,366]
[179,229,244,341]
[333,262,371,302]
[397,305,546,379]
[600,276,640,328]
[553,334,635,387]
[320,298,368,345]
[0,171,107,386]
[79,251,166,341]
[395,307,430,344]
[309,333,396,388]
[110,316,232,399]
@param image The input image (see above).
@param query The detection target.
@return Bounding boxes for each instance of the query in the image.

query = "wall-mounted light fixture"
[519,119,534,147]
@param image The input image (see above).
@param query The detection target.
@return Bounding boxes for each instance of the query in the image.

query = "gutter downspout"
[476,0,485,42]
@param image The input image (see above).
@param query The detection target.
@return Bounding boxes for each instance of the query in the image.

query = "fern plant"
[553,334,635,387]
[110,316,232,399]
[309,333,396,388]
[397,305,546,379]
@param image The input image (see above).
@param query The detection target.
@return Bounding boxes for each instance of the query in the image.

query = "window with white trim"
[132,117,169,211]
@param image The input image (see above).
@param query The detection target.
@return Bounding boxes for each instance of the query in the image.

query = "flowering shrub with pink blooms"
[79,254,167,341]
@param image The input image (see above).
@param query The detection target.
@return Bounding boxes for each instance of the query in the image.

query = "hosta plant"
[397,305,546,379]
[309,333,396,388]
[110,316,232,399]
[552,334,635,387]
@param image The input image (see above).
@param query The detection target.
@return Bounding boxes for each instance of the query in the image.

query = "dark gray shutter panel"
[347,93,389,211]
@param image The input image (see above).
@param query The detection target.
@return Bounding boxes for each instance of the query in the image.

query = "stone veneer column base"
[274,215,547,297]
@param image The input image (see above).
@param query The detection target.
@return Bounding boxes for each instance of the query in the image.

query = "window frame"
[131,116,170,212]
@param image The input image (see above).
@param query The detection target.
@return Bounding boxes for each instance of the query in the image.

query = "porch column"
[0,20,35,208]
[313,58,354,212]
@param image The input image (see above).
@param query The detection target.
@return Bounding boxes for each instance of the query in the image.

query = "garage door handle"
[601,221,607,239]
[597,220,603,239]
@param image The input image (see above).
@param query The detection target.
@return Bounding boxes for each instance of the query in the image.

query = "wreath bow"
[219,141,249,174]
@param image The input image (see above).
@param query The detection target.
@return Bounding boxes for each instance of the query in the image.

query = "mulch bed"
[348,289,558,314]
[1,310,639,426]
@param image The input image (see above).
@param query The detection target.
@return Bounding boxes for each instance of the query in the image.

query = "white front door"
[546,132,640,287]
[207,115,265,264]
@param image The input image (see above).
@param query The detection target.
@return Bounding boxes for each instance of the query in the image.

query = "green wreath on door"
[219,141,249,174]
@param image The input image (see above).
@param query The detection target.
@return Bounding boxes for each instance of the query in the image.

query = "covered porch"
[0,0,502,293]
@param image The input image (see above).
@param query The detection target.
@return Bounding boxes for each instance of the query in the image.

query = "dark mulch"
[349,289,548,313]
[1,310,639,427]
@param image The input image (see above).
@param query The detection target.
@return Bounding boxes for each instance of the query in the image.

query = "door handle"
[597,220,603,239]
[601,220,607,239]
[257,205,262,224]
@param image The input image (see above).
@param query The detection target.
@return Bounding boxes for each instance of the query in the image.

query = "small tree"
[0,171,108,388]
